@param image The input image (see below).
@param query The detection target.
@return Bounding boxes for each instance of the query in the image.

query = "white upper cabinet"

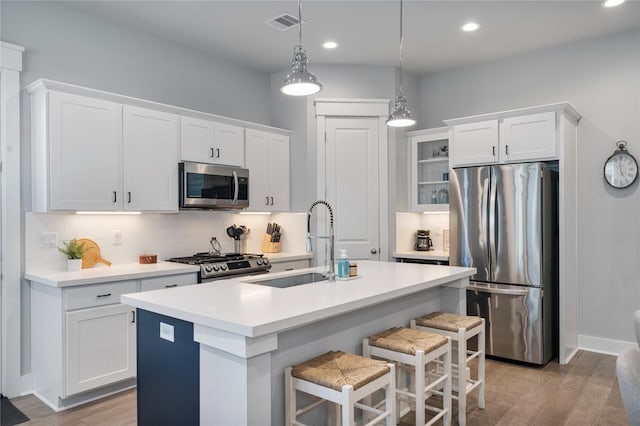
[499,111,556,163]
[123,106,179,212]
[180,116,244,167]
[28,79,289,213]
[245,129,290,212]
[451,120,499,167]
[44,91,123,211]
[408,127,450,212]
[446,105,573,167]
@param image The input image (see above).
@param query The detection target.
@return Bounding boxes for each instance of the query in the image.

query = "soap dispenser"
[337,249,350,279]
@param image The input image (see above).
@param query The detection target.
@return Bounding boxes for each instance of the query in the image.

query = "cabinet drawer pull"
[113,191,117,203]
[96,293,112,298]
[285,268,294,271]
[165,284,178,288]
[131,310,136,323]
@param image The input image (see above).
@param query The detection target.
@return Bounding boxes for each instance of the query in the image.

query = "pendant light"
[387,0,416,128]
[280,0,322,96]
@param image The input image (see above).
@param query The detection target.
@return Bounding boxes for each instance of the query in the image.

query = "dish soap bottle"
[338,249,350,279]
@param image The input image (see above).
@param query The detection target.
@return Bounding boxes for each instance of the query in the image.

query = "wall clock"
[604,140,638,189]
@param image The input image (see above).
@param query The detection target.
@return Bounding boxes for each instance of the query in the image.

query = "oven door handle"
[232,170,239,204]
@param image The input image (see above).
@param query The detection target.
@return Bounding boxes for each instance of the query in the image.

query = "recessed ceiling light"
[602,0,625,7]
[461,22,480,32]
[323,41,338,49]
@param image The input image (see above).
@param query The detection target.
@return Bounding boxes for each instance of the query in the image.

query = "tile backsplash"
[25,211,307,272]
[395,212,450,252]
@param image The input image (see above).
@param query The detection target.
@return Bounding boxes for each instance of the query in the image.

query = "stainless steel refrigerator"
[450,162,558,365]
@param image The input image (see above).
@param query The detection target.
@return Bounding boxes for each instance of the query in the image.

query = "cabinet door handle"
[209,147,214,158]
[113,191,117,203]
[265,196,270,205]
[270,196,274,205]
[492,146,496,156]
[128,192,132,203]
[505,144,509,155]
[165,284,178,288]
[96,293,112,298]
[131,310,136,323]
[216,148,220,158]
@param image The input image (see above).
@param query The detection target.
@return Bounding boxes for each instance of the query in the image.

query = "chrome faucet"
[306,200,336,281]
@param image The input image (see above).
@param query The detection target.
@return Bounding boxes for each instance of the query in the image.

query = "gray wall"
[419,29,640,345]
[1,0,272,375]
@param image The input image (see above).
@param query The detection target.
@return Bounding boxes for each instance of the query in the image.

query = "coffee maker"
[415,230,433,251]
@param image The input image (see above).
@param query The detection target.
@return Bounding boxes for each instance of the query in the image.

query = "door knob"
[371,248,378,254]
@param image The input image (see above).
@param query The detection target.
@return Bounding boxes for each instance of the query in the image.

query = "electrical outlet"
[113,230,122,245]
[160,322,174,342]
[40,232,57,248]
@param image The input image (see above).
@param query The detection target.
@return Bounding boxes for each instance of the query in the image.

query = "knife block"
[261,234,281,253]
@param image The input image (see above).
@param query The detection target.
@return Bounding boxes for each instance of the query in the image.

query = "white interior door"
[325,117,380,261]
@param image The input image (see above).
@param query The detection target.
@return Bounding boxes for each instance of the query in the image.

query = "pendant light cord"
[399,0,404,92]
[298,0,303,46]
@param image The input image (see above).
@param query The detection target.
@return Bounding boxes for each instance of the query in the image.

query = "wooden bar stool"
[285,350,396,425]
[411,312,485,426]
[363,327,452,426]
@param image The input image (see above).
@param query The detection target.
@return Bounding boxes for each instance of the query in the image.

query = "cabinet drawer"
[64,280,137,311]
[140,274,197,292]
[269,260,311,273]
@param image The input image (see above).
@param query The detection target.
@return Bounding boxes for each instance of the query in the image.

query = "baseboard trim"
[578,334,637,356]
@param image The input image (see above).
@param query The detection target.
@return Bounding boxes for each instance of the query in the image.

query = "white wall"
[419,29,640,348]
[25,212,307,272]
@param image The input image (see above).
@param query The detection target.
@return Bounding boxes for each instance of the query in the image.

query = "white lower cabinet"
[30,272,197,410]
[268,259,311,273]
[65,304,136,396]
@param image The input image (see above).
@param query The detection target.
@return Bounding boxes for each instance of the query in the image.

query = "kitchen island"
[121,260,475,425]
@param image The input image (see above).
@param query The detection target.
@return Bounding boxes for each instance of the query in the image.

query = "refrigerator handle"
[481,177,490,268]
[489,175,498,276]
[467,283,531,296]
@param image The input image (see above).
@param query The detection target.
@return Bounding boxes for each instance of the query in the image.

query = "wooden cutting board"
[78,238,112,269]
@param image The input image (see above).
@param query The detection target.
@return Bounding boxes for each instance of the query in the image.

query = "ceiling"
[63,0,640,75]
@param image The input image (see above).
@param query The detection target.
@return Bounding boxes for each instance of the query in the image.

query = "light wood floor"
[10,350,628,425]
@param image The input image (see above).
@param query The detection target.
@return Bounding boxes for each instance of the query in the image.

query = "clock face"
[604,152,638,189]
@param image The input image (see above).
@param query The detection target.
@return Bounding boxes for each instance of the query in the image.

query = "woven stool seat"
[368,327,448,356]
[291,350,390,392]
[414,312,483,333]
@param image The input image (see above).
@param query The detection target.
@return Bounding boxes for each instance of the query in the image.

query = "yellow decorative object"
[77,238,112,269]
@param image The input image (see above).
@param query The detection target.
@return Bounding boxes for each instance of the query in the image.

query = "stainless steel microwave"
[179,162,249,210]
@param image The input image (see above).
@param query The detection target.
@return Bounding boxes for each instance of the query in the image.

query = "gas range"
[167,253,271,282]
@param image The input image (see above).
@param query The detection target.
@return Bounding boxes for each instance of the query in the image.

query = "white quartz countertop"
[121,260,475,338]
[25,262,199,288]
[393,250,450,261]
[262,252,312,263]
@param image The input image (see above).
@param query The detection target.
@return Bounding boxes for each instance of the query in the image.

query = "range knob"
[219,264,228,271]
[204,265,213,273]
[256,259,263,265]
[212,264,220,272]
[262,258,269,265]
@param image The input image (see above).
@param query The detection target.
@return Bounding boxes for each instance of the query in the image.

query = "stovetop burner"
[167,253,270,281]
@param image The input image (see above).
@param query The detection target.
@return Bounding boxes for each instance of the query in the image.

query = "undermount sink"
[250,272,328,288]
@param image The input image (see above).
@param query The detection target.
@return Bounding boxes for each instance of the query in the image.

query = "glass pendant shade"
[280,45,322,96]
[387,92,416,128]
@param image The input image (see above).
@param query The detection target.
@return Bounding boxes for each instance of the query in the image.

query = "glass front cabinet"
[408,127,450,212]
